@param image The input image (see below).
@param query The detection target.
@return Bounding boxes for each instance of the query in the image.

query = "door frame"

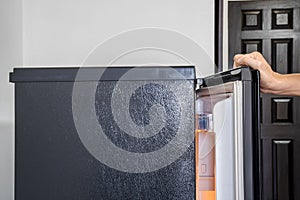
[215,0,255,72]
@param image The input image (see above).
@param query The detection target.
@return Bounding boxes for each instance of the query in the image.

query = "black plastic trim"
[243,70,261,200]
[252,70,262,200]
[198,66,254,88]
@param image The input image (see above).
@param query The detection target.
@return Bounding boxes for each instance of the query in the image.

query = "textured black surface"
[95,82,181,153]
[12,67,196,200]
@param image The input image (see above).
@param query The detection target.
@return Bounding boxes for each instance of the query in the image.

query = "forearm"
[272,73,300,96]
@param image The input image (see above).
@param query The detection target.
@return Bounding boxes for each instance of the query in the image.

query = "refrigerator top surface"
[9,66,196,82]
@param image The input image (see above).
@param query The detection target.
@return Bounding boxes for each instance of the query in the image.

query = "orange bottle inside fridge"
[195,113,216,200]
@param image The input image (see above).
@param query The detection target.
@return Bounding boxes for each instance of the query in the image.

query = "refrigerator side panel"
[14,79,196,200]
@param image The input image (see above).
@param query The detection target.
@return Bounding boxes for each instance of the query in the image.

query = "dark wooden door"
[229,1,300,200]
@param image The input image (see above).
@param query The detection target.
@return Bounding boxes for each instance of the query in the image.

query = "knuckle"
[252,51,261,57]
[257,61,263,68]
[233,54,241,61]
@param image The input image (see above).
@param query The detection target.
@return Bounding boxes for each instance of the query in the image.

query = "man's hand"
[233,52,281,94]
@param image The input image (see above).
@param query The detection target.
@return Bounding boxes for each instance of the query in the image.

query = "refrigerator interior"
[196,81,245,200]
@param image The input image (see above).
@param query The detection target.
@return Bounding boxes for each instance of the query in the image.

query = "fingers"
[233,54,243,61]
[233,54,244,68]
[233,54,261,70]
[233,52,257,62]
[238,56,260,69]
[249,51,263,60]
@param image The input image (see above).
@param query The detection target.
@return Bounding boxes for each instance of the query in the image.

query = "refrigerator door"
[195,67,261,200]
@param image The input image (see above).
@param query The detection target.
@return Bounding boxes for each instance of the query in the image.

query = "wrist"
[270,72,285,95]
[271,72,297,95]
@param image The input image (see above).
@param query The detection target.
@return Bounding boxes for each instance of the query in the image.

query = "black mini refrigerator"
[10,66,260,200]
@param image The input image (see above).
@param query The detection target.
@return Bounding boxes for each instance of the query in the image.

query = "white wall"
[23,0,215,72]
[1,0,215,199]
[0,0,22,199]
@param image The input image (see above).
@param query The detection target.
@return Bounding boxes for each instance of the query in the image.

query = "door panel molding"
[221,0,299,71]
[241,39,263,54]
[272,140,294,200]
[242,9,263,31]
[272,8,294,29]
[271,97,293,123]
[271,38,293,74]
